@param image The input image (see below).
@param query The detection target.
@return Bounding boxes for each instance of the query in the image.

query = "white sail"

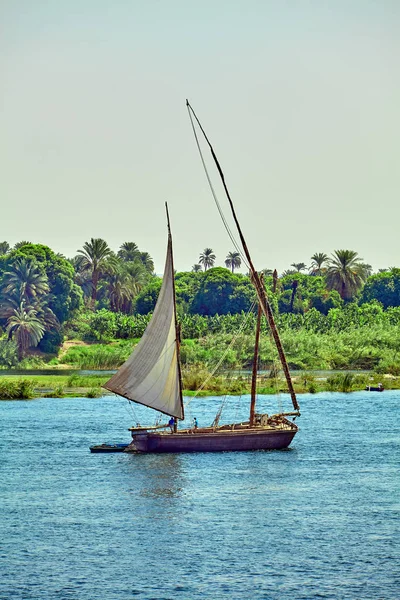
[103,236,184,419]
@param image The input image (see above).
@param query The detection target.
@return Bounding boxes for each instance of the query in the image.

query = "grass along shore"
[5,324,400,375]
[2,325,400,399]
[0,369,399,400]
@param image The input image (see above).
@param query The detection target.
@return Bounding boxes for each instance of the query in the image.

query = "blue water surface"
[0,391,399,600]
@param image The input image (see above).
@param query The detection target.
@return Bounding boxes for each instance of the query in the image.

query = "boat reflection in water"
[125,454,185,501]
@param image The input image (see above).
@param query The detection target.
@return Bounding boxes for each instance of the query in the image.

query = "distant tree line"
[0,238,399,360]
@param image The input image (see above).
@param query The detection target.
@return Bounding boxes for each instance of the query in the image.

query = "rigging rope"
[187,104,250,271]
[264,322,283,412]
[123,397,140,425]
[183,299,257,410]
[186,99,300,414]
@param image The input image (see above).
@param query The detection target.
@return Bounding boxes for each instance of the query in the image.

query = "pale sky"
[1,1,399,274]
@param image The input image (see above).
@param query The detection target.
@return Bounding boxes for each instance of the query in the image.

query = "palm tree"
[125,261,149,290]
[106,261,148,313]
[6,302,46,359]
[76,238,114,306]
[106,266,134,313]
[291,262,307,272]
[225,251,241,273]
[118,242,140,262]
[0,258,59,354]
[192,264,202,273]
[70,256,92,303]
[138,252,155,274]
[289,280,299,312]
[13,241,32,250]
[262,268,274,277]
[309,253,329,276]
[199,248,216,271]
[360,263,373,278]
[0,292,57,326]
[2,259,49,302]
[0,241,10,255]
[326,250,368,300]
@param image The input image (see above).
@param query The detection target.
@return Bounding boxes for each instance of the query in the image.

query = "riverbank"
[0,370,399,399]
[5,322,400,377]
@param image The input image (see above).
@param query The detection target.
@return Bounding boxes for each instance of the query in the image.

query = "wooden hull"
[126,427,297,453]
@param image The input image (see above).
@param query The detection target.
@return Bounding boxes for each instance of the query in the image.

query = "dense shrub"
[61,343,134,369]
[135,279,162,315]
[189,268,254,316]
[0,340,19,368]
[374,359,400,376]
[0,378,35,399]
[360,268,400,308]
[115,313,150,338]
[38,330,64,354]
[1,244,83,323]
[64,311,151,342]
[87,309,117,342]
[327,373,354,392]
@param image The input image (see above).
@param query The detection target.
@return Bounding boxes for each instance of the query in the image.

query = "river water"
[0,391,399,599]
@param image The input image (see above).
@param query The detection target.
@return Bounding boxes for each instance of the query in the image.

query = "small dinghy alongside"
[89,443,129,453]
[365,384,384,392]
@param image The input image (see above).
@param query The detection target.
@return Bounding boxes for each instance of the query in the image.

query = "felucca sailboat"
[102,103,300,453]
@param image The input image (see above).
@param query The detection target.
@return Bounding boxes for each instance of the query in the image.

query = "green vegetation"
[0,240,400,392]
[326,250,369,300]
[61,342,134,369]
[0,339,19,367]
[0,244,82,356]
[360,268,400,308]
[0,378,35,399]
[6,302,46,360]
[0,374,111,399]
[225,251,241,273]
[199,248,216,271]
[1,368,398,400]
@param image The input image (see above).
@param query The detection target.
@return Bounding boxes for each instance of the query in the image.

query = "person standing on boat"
[168,417,175,433]
[193,417,198,430]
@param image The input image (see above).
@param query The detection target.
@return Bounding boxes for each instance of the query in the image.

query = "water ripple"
[0,391,399,599]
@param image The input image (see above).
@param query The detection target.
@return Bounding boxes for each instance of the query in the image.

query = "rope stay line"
[186,99,300,414]
[186,103,249,271]
[184,298,258,411]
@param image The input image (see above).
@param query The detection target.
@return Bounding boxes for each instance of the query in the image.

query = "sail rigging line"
[184,298,257,405]
[165,202,185,422]
[186,103,249,271]
[186,100,300,414]
[183,298,258,410]
[264,315,285,398]
[250,301,262,426]
[123,397,142,427]
[124,398,166,429]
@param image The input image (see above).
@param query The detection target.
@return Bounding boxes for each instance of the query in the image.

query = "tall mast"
[249,301,262,426]
[186,100,300,413]
[165,202,184,423]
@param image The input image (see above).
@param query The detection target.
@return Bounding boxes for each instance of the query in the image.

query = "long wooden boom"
[186,100,300,413]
